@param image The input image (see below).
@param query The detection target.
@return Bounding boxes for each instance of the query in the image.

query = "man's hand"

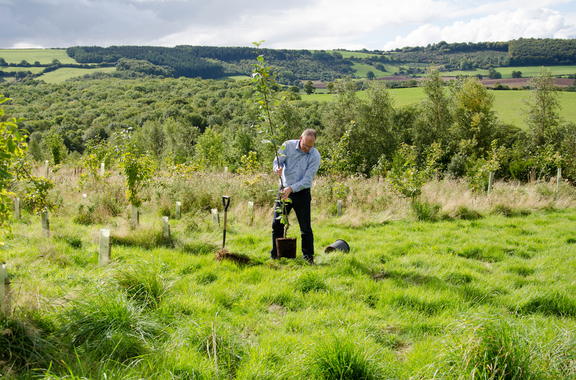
[281,186,292,200]
[275,167,283,178]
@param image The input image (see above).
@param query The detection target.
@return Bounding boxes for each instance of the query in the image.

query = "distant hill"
[2,38,576,84]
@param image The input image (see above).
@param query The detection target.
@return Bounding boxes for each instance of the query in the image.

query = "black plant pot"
[276,237,297,259]
[324,239,350,253]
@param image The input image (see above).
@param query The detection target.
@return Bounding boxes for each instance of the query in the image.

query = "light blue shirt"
[273,139,321,193]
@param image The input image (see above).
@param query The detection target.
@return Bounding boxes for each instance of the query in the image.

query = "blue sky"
[1,0,575,50]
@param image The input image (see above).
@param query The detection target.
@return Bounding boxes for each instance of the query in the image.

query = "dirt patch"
[215,250,253,265]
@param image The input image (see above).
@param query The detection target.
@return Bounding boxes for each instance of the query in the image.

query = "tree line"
[1,62,574,189]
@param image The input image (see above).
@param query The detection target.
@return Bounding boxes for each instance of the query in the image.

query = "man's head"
[299,129,317,153]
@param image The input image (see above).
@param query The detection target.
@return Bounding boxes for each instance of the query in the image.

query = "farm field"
[306,87,576,128]
[37,67,117,83]
[0,49,78,64]
[2,170,576,379]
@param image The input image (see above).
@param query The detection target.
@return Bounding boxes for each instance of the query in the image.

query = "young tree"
[0,96,27,242]
[450,76,497,157]
[414,67,452,160]
[522,67,562,149]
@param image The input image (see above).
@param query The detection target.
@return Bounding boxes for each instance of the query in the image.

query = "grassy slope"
[0,49,77,64]
[38,67,117,83]
[3,171,576,379]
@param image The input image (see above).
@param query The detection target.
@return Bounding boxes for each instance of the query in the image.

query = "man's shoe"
[303,256,314,265]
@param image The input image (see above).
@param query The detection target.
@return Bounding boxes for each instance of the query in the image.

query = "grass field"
[2,169,576,379]
[305,87,576,128]
[0,49,78,64]
[38,67,118,83]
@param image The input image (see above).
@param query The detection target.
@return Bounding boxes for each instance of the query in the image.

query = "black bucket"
[324,239,350,253]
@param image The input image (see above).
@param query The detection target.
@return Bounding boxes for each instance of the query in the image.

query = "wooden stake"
[557,167,562,194]
[175,201,181,219]
[162,216,170,239]
[44,160,49,177]
[99,229,111,266]
[337,200,342,216]
[100,162,105,176]
[488,172,494,195]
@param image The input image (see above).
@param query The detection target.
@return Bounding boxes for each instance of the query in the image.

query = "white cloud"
[1,0,575,50]
[384,7,576,50]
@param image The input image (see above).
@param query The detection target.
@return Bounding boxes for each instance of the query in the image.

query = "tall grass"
[3,168,576,378]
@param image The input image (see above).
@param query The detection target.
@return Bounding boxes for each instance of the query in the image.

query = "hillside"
[2,38,576,84]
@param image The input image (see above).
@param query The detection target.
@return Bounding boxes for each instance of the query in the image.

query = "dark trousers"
[271,188,314,260]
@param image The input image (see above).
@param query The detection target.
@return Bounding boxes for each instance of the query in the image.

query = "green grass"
[38,67,117,83]
[304,86,576,127]
[0,49,78,64]
[350,62,391,79]
[3,170,576,379]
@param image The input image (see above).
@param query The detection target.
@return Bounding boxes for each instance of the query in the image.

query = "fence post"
[0,263,10,315]
[99,229,111,266]
[175,201,181,219]
[162,216,170,240]
[41,211,50,237]
[487,172,494,195]
[211,208,220,227]
[13,198,20,219]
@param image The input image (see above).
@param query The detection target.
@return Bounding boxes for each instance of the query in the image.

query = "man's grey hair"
[302,129,317,139]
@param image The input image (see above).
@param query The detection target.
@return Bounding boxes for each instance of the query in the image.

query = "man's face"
[299,135,316,153]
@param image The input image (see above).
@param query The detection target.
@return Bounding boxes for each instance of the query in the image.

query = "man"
[271,129,321,264]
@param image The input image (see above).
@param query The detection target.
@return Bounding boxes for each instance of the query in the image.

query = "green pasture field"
[429,65,576,79]
[351,62,397,78]
[305,87,576,127]
[325,50,385,59]
[0,49,77,64]
[2,171,576,379]
[38,67,117,83]
[224,75,251,81]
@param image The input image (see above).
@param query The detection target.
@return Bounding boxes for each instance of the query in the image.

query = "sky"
[1,0,576,51]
